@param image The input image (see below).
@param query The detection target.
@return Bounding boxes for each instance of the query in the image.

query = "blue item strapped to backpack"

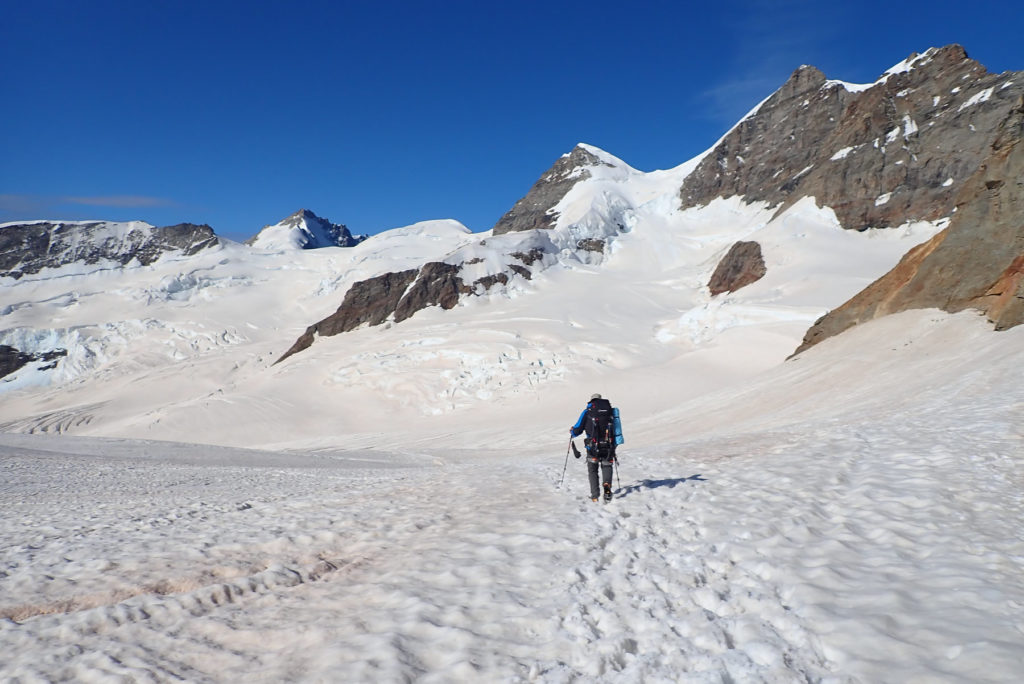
[613,407,624,445]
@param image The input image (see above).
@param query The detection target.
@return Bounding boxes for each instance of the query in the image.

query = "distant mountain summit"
[492,144,628,235]
[0,220,219,280]
[246,209,365,250]
[0,209,360,280]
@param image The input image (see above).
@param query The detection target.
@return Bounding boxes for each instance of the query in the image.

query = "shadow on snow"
[616,474,706,497]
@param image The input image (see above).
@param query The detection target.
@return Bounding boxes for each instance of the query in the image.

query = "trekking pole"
[558,438,572,488]
[614,455,621,490]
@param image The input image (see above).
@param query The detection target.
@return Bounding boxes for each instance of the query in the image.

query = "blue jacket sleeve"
[570,407,588,437]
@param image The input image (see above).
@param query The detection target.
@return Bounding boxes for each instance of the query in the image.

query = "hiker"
[570,393,621,502]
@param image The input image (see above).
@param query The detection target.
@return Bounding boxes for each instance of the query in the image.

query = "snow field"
[2,312,1022,682]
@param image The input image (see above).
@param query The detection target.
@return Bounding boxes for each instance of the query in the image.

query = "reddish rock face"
[793,96,1024,355]
[708,241,767,296]
[985,255,1024,330]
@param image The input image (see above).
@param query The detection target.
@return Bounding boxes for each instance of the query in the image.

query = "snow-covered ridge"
[569,142,637,172]
[277,141,705,353]
[0,215,481,396]
[826,46,948,93]
[884,46,942,76]
[0,220,220,282]
[1,134,948,413]
[541,144,697,260]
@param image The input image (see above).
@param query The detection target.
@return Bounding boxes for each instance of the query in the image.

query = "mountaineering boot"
[603,482,612,502]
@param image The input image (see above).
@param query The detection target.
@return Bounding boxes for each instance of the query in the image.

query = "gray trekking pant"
[587,455,614,499]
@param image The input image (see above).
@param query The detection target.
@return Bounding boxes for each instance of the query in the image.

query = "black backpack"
[586,398,616,455]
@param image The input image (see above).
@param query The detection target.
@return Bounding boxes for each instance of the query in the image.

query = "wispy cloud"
[697,0,854,127]
[0,194,179,224]
[698,76,787,128]
[61,195,176,208]
[0,194,50,216]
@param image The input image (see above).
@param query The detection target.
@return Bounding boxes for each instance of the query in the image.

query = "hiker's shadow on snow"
[617,475,706,497]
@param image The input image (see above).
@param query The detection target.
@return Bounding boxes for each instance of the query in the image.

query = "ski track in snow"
[2,391,1022,684]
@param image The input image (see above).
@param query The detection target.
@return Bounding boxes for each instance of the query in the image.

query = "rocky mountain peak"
[680,44,1024,233]
[247,209,364,250]
[888,44,970,76]
[283,208,318,225]
[491,143,616,236]
[781,64,828,98]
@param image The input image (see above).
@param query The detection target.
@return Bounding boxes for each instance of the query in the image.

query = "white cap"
[591,393,602,400]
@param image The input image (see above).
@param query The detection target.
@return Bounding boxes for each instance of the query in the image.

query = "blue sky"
[2,0,1021,241]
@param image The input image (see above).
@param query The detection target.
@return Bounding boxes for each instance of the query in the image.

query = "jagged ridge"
[0,221,219,280]
[680,45,1024,232]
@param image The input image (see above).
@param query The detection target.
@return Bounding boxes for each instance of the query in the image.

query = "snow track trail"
[557,462,835,683]
[2,407,1023,682]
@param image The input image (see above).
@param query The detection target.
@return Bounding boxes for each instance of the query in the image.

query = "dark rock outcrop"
[793,95,1024,354]
[0,221,219,279]
[708,241,767,295]
[393,262,466,323]
[277,269,418,362]
[276,263,471,364]
[492,145,611,235]
[680,45,1024,232]
[511,248,546,265]
[0,345,67,379]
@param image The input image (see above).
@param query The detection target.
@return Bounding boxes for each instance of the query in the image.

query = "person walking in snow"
[570,393,621,502]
